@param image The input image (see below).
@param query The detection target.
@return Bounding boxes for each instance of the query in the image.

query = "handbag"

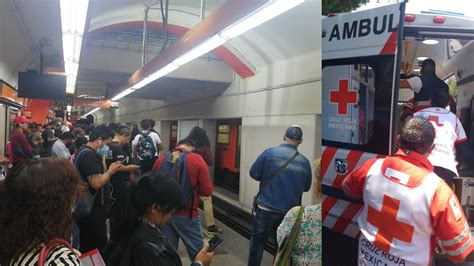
[38,239,74,266]
[74,148,97,220]
[252,151,299,215]
[273,206,305,266]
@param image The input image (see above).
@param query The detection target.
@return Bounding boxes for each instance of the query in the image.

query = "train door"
[321,3,405,265]
[214,119,242,199]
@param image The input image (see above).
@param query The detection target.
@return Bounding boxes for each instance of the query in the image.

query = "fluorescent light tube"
[131,77,152,90]
[422,39,439,45]
[147,64,179,81]
[220,0,304,40]
[111,88,135,101]
[60,0,89,94]
[83,107,100,117]
[60,0,89,34]
[173,35,226,66]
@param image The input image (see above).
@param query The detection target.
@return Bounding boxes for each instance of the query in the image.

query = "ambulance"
[321,2,474,264]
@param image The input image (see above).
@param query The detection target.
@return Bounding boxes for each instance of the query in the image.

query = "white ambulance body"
[322,3,474,264]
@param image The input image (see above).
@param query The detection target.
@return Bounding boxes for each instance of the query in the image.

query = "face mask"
[97,145,110,157]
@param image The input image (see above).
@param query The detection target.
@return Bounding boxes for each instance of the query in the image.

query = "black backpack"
[137,132,156,160]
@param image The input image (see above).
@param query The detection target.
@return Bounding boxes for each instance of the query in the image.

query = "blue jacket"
[250,144,312,213]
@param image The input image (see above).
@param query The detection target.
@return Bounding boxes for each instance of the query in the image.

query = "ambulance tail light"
[328,13,337,17]
[433,16,445,24]
[404,14,415,22]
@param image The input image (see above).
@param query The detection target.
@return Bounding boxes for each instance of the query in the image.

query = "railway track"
[200,195,277,254]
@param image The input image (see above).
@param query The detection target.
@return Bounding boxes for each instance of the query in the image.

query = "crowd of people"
[0,83,472,265]
[0,117,227,265]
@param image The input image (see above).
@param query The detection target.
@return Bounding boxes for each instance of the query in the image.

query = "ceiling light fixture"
[111,0,304,101]
[416,56,429,61]
[111,88,136,101]
[82,107,100,118]
[60,0,90,94]
[422,39,439,45]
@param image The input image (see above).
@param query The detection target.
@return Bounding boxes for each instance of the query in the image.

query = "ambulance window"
[322,55,395,155]
[448,39,472,58]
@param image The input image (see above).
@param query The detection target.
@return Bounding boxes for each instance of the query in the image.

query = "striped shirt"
[10,245,79,266]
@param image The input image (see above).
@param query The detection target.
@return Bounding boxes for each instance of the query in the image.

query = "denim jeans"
[161,214,204,260]
[248,207,285,266]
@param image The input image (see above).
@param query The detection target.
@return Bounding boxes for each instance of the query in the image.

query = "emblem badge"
[335,158,349,175]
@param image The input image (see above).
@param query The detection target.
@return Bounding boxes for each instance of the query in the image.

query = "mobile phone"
[207,235,223,252]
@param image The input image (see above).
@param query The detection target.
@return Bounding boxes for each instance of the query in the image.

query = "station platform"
[178,219,273,265]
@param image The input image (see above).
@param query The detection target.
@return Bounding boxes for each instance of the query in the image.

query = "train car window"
[448,39,472,58]
[322,55,395,155]
[217,124,230,145]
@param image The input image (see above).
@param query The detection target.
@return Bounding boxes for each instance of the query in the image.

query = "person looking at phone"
[106,126,141,200]
[105,126,140,239]
[103,171,214,266]
[75,125,128,253]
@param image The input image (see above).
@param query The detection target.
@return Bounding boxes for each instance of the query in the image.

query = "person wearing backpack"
[152,138,213,261]
[132,119,162,173]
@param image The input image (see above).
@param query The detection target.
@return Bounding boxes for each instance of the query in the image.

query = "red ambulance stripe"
[321,147,338,178]
[332,202,362,233]
[380,30,398,55]
[332,151,364,188]
[322,196,338,222]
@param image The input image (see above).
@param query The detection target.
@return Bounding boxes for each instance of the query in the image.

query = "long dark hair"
[105,172,183,264]
[186,126,211,148]
[0,158,84,263]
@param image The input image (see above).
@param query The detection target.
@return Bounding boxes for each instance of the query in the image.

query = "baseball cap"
[285,125,303,141]
[13,116,32,124]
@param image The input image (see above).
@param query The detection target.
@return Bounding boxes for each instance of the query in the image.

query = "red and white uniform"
[342,150,473,265]
[414,107,467,175]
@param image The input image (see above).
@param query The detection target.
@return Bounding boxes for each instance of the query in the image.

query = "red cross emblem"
[367,195,414,252]
[329,80,358,115]
[428,115,444,127]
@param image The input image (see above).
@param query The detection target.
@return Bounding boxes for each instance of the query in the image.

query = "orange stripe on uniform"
[332,151,364,188]
[332,202,363,234]
[322,196,338,222]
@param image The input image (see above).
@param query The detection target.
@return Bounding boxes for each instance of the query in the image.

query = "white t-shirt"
[132,131,161,159]
[406,76,423,93]
[414,107,467,175]
[51,139,72,159]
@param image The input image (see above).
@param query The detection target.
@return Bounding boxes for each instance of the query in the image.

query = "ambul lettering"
[329,14,397,41]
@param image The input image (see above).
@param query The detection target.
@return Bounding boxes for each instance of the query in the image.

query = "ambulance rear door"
[321,2,406,264]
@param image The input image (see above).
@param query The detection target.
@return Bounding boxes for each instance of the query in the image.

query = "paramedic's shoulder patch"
[449,195,462,222]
